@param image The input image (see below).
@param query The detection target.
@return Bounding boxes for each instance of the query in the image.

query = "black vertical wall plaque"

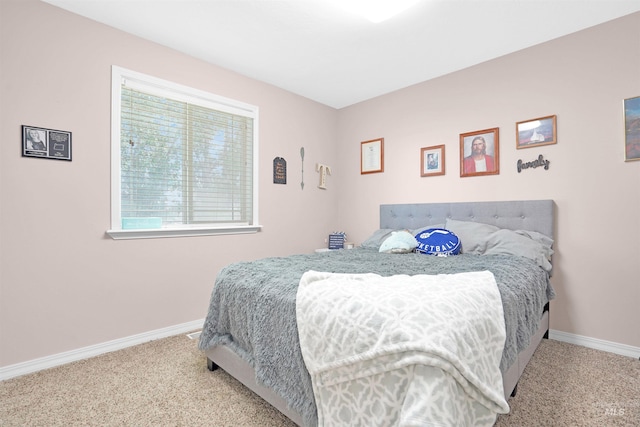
[273,157,287,184]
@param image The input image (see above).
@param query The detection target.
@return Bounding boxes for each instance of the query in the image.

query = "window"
[107,66,260,239]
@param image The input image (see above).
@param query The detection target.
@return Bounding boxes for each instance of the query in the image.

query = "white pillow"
[360,229,395,250]
[378,230,418,254]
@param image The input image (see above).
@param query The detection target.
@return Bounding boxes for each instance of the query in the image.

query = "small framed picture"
[460,128,499,177]
[624,96,640,161]
[22,125,72,161]
[421,145,445,177]
[516,115,557,149]
[361,138,384,174]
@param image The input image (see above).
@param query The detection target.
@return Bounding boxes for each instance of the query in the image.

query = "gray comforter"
[199,249,554,427]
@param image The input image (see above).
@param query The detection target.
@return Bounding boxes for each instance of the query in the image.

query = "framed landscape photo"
[22,125,72,161]
[421,145,445,177]
[624,96,640,161]
[460,128,499,177]
[516,115,557,149]
[361,138,384,174]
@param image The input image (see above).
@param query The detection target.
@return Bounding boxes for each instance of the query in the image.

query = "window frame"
[107,66,261,240]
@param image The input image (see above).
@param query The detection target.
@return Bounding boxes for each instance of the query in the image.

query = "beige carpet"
[1,335,638,426]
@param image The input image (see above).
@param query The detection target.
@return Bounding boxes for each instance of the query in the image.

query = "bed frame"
[205,199,554,426]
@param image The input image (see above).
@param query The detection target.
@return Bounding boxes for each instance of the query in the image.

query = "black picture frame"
[22,125,72,161]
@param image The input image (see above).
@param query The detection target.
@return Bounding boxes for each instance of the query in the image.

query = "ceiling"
[43,0,640,109]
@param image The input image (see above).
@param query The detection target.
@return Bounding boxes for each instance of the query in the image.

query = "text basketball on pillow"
[414,228,461,255]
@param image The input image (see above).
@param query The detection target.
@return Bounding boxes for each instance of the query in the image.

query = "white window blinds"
[108,67,259,239]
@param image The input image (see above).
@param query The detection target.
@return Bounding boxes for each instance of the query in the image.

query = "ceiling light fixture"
[336,0,422,23]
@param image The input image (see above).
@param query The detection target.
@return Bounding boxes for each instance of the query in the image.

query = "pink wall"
[0,0,339,367]
[337,13,640,348]
[1,1,638,369]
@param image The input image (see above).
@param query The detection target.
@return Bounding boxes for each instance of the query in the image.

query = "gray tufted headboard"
[380,200,554,238]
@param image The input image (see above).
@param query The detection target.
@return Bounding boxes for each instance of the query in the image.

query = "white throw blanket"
[296,270,510,427]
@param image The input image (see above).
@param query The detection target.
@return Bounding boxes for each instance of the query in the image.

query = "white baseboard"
[549,329,640,359]
[0,319,204,381]
[2,324,637,382]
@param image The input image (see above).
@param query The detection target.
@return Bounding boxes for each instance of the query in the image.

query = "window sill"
[106,225,262,240]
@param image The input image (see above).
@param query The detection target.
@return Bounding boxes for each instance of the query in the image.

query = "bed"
[199,200,555,426]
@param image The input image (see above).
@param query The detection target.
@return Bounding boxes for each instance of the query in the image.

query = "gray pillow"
[360,228,395,250]
[411,224,445,236]
[484,229,554,272]
[444,218,499,254]
[444,218,554,272]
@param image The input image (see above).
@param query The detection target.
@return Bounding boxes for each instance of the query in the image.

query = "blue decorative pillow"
[414,228,461,256]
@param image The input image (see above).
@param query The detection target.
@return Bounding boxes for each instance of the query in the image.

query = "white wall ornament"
[517,154,550,173]
[316,163,331,189]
